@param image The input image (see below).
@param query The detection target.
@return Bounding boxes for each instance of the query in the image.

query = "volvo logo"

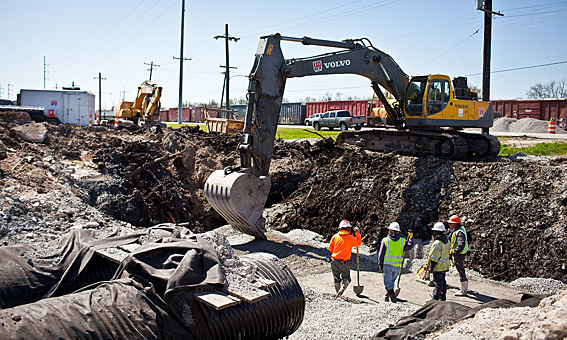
[324,60,351,68]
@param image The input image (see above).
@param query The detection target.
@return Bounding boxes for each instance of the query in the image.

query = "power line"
[465,60,567,76]
[410,27,482,73]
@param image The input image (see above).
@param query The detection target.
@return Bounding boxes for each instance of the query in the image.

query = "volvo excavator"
[204,33,501,239]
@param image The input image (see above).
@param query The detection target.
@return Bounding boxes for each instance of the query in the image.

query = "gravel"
[508,277,567,295]
[289,288,418,340]
[491,117,567,134]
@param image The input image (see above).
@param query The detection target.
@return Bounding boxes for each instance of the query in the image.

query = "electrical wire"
[409,27,482,74]
[464,60,567,76]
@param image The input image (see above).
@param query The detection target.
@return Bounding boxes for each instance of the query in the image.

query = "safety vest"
[451,226,468,254]
[429,239,451,272]
[383,236,405,267]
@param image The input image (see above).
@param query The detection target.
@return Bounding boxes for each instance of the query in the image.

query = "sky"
[1,0,566,110]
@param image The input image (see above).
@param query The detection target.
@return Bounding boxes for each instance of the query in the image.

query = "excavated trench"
[1,116,566,284]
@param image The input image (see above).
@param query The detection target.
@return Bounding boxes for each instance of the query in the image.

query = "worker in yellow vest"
[428,222,451,301]
[378,222,414,303]
[448,215,469,296]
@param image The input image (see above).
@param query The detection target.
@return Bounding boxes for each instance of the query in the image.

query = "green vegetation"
[275,127,340,140]
[498,141,567,156]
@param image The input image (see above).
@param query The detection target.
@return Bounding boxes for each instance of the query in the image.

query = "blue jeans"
[383,264,399,290]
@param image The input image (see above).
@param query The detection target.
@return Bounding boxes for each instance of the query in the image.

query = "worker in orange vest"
[328,220,362,296]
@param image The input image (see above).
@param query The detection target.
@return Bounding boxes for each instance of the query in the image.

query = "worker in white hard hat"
[428,222,451,301]
[329,219,362,296]
[378,221,414,303]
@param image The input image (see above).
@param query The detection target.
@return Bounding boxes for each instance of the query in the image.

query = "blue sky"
[1,0,565,110]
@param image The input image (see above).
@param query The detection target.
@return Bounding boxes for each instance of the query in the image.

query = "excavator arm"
[204,33,413,238]
[242,34,410,175]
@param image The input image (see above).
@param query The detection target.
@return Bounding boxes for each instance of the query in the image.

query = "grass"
[498,141,567,156]
[274,127,340,140]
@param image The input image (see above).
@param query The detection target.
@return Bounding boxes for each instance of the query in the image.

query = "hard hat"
[339,220,351,229]
[388,222,401,232]
[432,222,446,232]
[447,215,461,224]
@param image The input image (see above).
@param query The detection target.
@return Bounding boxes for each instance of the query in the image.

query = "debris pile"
[427,290,567,340]
[1,113,566,288]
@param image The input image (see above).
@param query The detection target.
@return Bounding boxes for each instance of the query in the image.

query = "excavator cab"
[403,75,493,130]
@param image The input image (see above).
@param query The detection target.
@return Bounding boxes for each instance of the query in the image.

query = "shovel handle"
[356,247,360,284]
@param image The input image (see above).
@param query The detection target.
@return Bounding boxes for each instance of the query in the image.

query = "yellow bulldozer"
[114,80,163,126]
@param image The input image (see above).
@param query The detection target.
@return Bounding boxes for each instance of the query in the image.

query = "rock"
[11,122,48,143]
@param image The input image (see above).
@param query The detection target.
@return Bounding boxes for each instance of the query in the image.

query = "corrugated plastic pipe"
[196,252,305,340]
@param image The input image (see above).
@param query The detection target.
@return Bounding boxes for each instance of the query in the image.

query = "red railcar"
[491,98,567,121]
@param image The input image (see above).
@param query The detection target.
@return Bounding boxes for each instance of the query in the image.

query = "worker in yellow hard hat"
[328,219,362,297]
[448,215,469,296]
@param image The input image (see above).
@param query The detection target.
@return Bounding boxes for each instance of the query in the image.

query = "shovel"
[353,247,364,295]
[394,229,412,297]
[394,249,406,297]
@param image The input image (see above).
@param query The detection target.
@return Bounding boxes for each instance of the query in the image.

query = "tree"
[527,78,567,99]
[321,92,333,101]
[469,85,481,98]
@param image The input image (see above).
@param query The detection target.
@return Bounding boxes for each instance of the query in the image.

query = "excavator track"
[336,129,499,160]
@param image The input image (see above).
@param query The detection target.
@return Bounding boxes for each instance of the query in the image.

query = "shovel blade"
[353,285,364,295]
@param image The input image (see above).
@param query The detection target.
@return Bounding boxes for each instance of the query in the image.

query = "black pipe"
[195,252,305,340]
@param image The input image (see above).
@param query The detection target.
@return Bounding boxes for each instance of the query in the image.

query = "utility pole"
[174,0,191,124]
[93,72,106,122]
[43,56,49,89]
[144,61,160,82]
[215,24,239,110]
[120,87,129,101]
[478,0,503,134]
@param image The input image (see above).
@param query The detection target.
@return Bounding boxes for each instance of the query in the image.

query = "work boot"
[455,281,468,296]
[387,289,398,303]
[336,279,349,297]
[334,283,341,294]
[384,291,390,302]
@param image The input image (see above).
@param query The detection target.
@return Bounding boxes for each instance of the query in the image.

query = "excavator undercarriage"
[337,129,501,160]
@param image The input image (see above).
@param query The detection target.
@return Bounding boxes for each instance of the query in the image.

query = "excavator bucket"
[204,169,271,239]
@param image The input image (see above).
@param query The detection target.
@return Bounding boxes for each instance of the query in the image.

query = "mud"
[1,113,566,284]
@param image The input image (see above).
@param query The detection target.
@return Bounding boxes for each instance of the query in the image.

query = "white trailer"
[19,89,95,126]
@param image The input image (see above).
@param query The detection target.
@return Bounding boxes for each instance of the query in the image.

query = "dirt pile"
[1,113,566,285]
[427,290,567,340]
[492,117,567,134]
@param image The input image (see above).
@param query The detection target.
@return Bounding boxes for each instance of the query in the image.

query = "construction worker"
[378,222,413,303]
[448,215,469,296]
[328,219,362,296]
[428,222,451,301]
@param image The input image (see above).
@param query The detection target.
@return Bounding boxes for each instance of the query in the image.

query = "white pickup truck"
[310,110,365,131]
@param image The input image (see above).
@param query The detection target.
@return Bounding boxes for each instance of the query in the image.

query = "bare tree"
[334,92,343,100]
[527,78,567,98]
[321,92,333,101]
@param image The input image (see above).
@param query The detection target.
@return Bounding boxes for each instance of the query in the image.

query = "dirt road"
[224,226,526,309]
